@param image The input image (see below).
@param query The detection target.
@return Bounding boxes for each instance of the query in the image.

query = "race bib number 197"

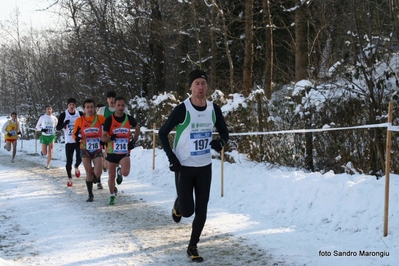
[190,131,212,156]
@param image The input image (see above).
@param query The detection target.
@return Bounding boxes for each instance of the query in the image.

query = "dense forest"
[2,0,399,175]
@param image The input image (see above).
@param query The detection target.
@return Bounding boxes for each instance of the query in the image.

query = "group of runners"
[2,70,230,262]
[3,92,140,205]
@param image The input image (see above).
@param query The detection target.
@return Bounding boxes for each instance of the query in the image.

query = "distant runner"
[2,112,22,163]
[35,105,58,169]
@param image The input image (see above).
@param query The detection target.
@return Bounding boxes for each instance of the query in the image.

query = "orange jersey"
[73,115,105,152]
[106,114,131,154]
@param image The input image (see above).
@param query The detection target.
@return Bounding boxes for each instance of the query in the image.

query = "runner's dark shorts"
[80,149,103,159]
[106,153,130,164]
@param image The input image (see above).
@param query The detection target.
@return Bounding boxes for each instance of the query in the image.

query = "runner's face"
[115,100,126,115]
[67,102,76,112]
[11,114,16,120]
[190,78,208,100]
[107,97,115,107]
[84,103,95,116]
[46,107,52,115]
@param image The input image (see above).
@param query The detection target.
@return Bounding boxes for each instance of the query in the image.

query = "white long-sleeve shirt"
[36,114,58,136]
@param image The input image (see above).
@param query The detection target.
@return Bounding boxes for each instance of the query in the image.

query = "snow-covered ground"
[0,116,398,265]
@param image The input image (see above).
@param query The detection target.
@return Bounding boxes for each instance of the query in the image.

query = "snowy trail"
[0,154,274,266]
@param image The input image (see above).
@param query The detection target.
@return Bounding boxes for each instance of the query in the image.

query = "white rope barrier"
[387,124,399,132]
[228,123,390,136]
[21,122,399,142]
[19,121,399,148]
[144,122,390,136]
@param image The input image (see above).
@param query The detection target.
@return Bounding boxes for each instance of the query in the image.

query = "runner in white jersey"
[56,98,83,187]
[35,105,58,169]
[159,69,229,262]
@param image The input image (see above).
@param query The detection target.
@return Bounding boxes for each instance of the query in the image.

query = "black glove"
[168,153,181,172]
[110,134,117,141]
[128,140,135,150]
[210,139,225,152]
[75,136,82,143]
[63,120,70,126]
[7,132,12,137]
[41,128,48,133]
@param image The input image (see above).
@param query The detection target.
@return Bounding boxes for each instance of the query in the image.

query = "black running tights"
[175,164,212,247]
[65,142,82,178]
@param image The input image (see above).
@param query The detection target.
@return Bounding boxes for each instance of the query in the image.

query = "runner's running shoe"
[75,168,80,178]
[67,179,73,187]
[109,195,115,205]
[97,182,103,189]
[116,167,123,185]
[187,246,204,262]
[87,195,94,202]
[45,165,50,170]
[172,198,182,223]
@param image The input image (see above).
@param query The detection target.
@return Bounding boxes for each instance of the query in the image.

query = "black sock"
[86,180,93,196]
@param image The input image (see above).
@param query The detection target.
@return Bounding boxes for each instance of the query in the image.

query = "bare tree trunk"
[263,0,273,100]
[212,0,234,93]
[295,2,308,82]
[190,2,202,69]
[295,0,313,171]
[210,4,217,90]
[243,0,254,97]
[178,1,190,98]
[149,2,165,96]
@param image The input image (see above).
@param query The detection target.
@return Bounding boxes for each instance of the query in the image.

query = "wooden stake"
[35,130,38,153]
[221,146,224,197]
[383,101,393,237]
[152,123,156,170]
